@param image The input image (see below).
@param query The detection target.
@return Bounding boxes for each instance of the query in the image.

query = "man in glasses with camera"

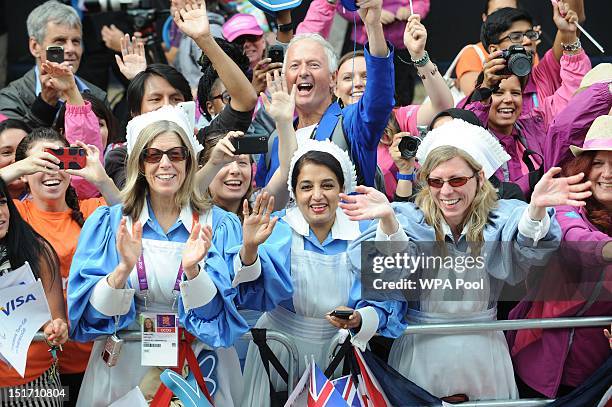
[477,2,589,119]
[0,1,107,129]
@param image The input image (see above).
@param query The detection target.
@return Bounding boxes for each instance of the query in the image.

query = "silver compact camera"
[101,334,124,367]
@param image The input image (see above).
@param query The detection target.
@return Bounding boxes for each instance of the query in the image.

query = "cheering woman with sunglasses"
[341,119,592,402]
[67,106,249,406]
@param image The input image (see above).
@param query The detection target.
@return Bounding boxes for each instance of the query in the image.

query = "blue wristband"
[397,172,416,181]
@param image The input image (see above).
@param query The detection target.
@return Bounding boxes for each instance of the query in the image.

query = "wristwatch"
[397,172,416,181]
[277,22,293,33]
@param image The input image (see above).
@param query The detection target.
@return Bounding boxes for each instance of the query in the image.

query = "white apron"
[241,228,354,407]
[388,308,518,401]
[76,212,242,407]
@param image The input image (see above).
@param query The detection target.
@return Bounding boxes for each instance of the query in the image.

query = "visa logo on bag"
[0,294,37,317]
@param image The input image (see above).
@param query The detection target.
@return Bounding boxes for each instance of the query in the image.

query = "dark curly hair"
[562,151,612,235]
[15,128,85,227]
[197,38,250,121]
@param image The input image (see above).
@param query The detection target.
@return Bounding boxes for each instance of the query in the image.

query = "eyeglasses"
[141,147,189,163]
[498,30,540,44]
[426,173,477,189]
[210,91,231,104]
[234,34,262,46]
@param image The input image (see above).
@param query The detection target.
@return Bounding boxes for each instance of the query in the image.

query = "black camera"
[398,135,422,159]
[500,45,533,77]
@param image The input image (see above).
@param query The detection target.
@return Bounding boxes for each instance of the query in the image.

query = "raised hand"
[208,131,242,167]
[41,61,77,95]
[182,222,213,279]
[530,167,592,210]
[173,1,210,41]
[380,9,396,25]
[242,192,278,249]
[115,34,146,80]
[101,24,125,52]
[116,217,143,275]
[404,14,427,60]
[357,0,383,26]
[552,0,578,35]
[5,141,62,181]
[326,306,362,330]
[261,70,296,124]
[252,58,284,95]
[339,185,394,221]
[43,318,69,346]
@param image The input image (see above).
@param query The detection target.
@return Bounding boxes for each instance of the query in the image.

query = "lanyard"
[135,211,200,310]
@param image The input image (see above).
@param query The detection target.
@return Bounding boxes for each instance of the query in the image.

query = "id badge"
[141,313,179,367]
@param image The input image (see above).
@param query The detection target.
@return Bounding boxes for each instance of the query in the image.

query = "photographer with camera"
[477,3,589,119]
[0,1,107,129]
[465,3,591,197]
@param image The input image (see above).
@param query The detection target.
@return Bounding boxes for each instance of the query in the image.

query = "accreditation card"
[140,313,179,367]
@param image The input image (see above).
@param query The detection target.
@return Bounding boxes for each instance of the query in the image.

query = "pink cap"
[222,14,264,43]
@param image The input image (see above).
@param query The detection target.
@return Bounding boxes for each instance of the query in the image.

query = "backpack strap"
[251,328,289,406]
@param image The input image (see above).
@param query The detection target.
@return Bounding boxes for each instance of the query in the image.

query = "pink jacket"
[296,0,337,38]
[64,101,104,199]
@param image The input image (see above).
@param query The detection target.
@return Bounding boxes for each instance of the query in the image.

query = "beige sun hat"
[570,115,612,156]
[578,63,612,91]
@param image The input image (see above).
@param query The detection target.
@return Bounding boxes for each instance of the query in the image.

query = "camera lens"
[398,136,421,159]
[508,53,532,77]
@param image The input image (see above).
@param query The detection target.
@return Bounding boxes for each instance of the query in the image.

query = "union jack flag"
[308,363,350,407]
[332,375,365,407]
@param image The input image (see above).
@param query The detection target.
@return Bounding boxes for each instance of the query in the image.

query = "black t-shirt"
[105,104,254,189]
[197,103,254,144]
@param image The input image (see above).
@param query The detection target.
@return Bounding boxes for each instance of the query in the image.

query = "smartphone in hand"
[231,136,268,155]
[46,46,64,64]
[330,309,354,320]
[45,147,86,170]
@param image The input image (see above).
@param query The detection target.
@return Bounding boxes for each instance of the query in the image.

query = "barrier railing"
[33,329,300,393]
[33,316,612,405]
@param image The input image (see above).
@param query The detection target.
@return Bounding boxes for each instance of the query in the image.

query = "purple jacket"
[507,207,611,397]
[337,0,430,49]
[466,50,591,195]
[544,81,612,171]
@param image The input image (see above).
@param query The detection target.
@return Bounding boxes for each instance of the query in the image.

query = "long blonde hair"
[415,146,498,243]
[121,120,211,219]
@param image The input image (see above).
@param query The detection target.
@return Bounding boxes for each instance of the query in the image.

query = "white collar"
[138,198,199,232]
[441,220,469,240]
[283,206,361,241]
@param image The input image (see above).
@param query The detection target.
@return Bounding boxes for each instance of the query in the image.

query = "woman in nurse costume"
[240,139,407,406]
[67,106,249,406]
[341,119,593,401]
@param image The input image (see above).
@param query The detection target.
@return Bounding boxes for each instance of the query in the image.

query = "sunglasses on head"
[141,147,189,163]
[426,173,477,188]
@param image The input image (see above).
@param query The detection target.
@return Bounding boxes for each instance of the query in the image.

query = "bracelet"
[561,38,581,52]
[417,63,438,80]
[397,172,416,181]
[411,51,430,68]
[277,23,293,33]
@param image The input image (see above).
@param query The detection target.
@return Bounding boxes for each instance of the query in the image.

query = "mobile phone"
[267,45,284,64]
[46,46,64,64]
[101,334,124,367]
[45,147,87,170]
[330,309,353,320]
[231,136,268,155]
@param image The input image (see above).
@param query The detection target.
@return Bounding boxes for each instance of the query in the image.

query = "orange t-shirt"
[0,198,105,385]
[455,41,540,80]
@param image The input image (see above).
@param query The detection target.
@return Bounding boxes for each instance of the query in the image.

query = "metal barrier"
[33,329,300,393]
[32,316,612,405]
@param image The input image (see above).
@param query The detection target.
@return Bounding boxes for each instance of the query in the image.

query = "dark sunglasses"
[426,173,477,189]
[234,34,262,46]
[498,30,540,44]
[210,90,231,104]
[141,147,189,163]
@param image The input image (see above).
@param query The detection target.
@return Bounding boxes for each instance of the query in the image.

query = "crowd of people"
[0,0,610,406]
